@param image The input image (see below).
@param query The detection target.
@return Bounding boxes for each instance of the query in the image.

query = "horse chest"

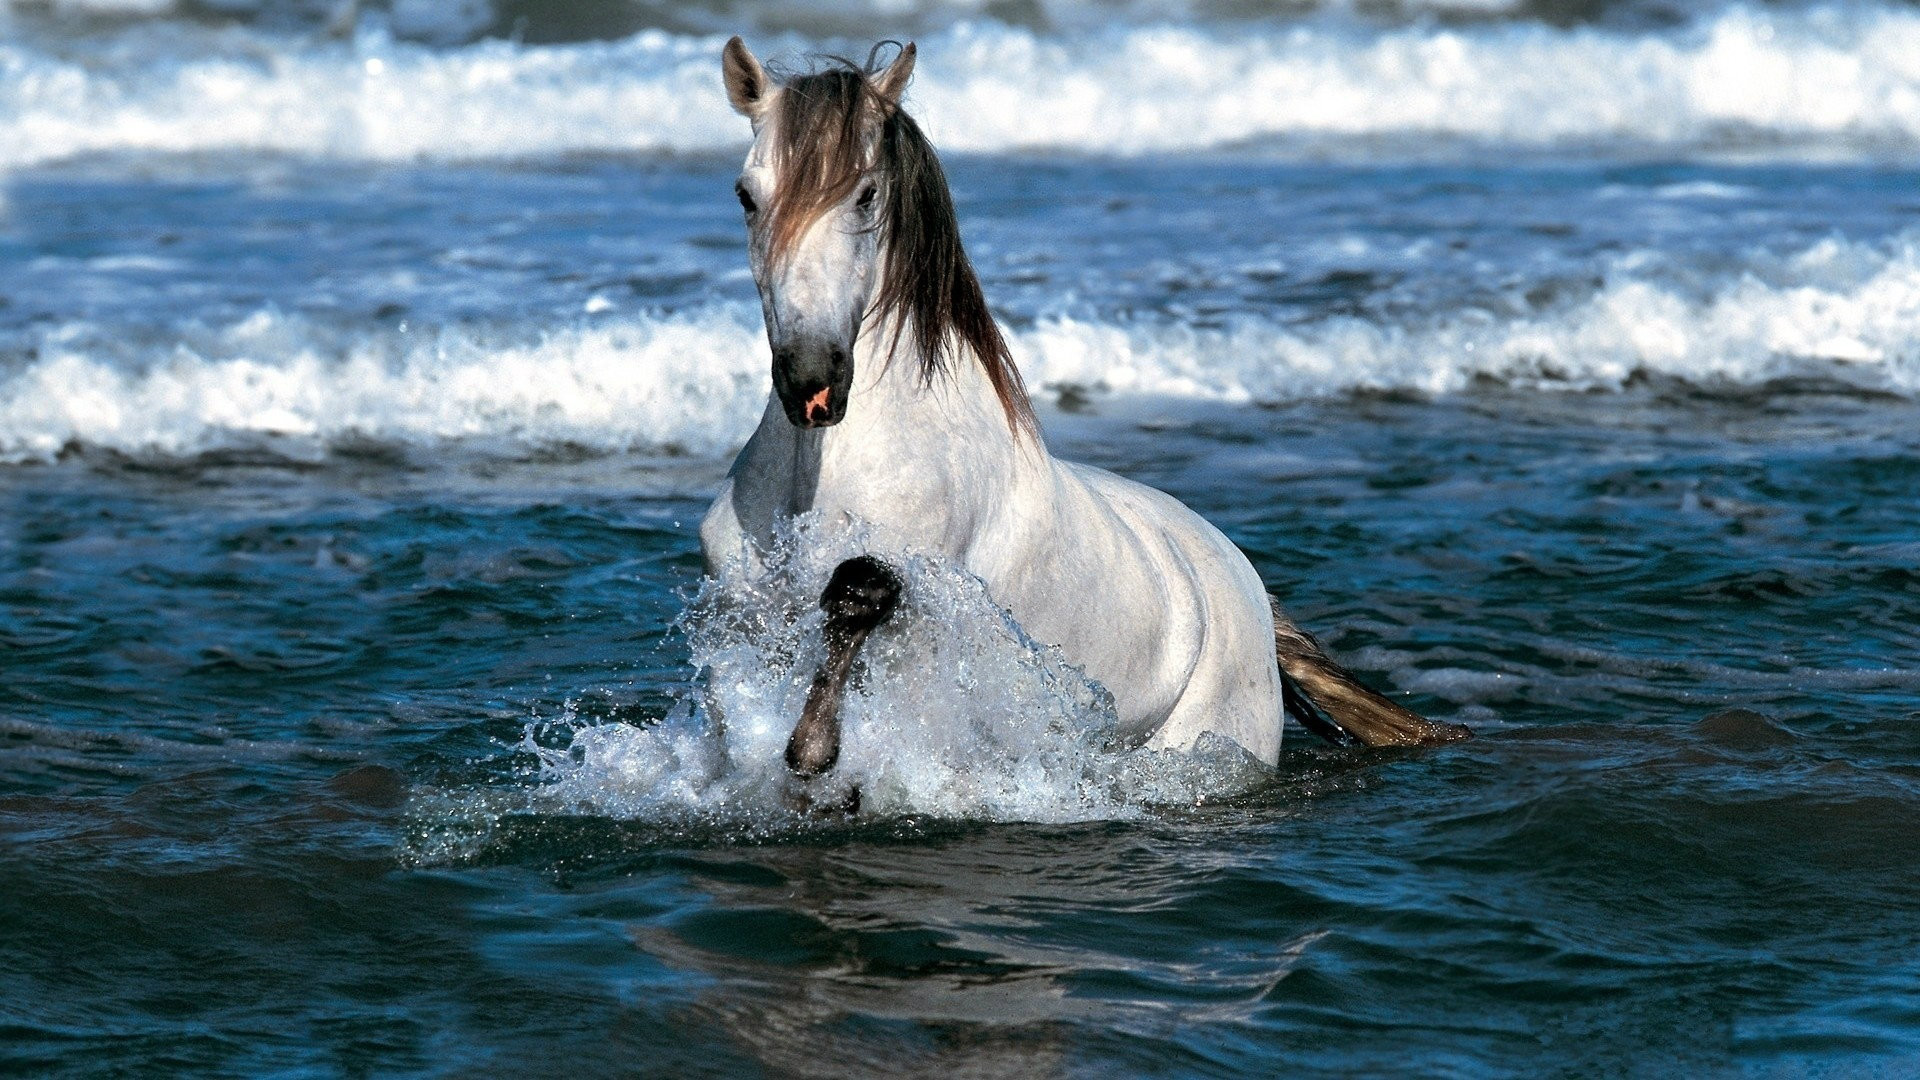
[730,417,994,558]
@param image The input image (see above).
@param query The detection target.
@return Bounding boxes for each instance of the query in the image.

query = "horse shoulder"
[1060,463,1238,574]
[1055,462,1227,626]
[1072,465,1266,595]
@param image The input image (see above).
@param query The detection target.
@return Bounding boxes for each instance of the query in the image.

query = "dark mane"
[767,58,1036,438]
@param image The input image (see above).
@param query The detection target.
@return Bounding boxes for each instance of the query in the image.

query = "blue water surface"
[4,13,1920,1077]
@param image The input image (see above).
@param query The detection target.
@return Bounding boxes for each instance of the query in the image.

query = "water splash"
[402,520,1272,862]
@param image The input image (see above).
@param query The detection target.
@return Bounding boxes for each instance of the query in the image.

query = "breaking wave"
[2,3,1919,166]
[4,228,1918,463]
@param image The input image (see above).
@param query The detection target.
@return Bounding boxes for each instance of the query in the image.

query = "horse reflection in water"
[624,833,1329,1077]
[699,38,1468,809]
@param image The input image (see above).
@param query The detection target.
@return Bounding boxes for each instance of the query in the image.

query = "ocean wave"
[0,305,772,462]
[3,229,1917,463]
[0,0,1630,44]
[1026,230,1920,401]
[2,4,1919,166]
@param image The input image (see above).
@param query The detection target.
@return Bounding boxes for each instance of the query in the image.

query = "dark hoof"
[820,555,902,634]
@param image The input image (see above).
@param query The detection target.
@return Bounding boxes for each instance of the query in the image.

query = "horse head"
[723,38,915,429]
[722,38,1034,436]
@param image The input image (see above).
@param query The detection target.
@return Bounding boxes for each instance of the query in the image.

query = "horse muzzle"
[772,341,853,428]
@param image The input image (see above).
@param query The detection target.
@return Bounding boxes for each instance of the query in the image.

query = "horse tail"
[1269,597,1471,748]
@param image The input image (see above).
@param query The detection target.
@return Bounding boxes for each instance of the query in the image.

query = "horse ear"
[723,36,770,118]
[871,41,916,103]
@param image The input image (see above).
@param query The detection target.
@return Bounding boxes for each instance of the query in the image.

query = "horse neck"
[839,320,1025,467]
[752,316,1034,530]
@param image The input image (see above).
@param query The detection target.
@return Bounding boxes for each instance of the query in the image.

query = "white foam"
[30,0,178,14]
[4,230,1920,462]
[0,304,772,463]
[1023,234,1920,403]
[2,4,1919,166]
[0,26,740,166]
[915,8,1920,155]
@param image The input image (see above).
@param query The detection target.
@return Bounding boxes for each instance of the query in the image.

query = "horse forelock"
[762,60,1036,438]
[764,68,873,270]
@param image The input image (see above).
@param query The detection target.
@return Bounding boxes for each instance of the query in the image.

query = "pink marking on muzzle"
[805,387,832,424]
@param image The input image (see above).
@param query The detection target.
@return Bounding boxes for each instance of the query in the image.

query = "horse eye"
[735,183,757,215]
[855,184,877,212]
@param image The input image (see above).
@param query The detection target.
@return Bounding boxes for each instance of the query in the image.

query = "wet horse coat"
[700,39,1466,771]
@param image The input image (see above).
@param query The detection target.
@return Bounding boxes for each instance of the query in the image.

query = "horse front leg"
[786,555,903,783]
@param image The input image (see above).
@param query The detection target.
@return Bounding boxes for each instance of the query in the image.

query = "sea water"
[3,1,1919,1075]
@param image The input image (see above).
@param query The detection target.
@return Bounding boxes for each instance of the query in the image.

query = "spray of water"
[402,517,1273,862]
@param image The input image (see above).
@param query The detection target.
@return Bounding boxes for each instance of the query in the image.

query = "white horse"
[701,39,1467,783]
